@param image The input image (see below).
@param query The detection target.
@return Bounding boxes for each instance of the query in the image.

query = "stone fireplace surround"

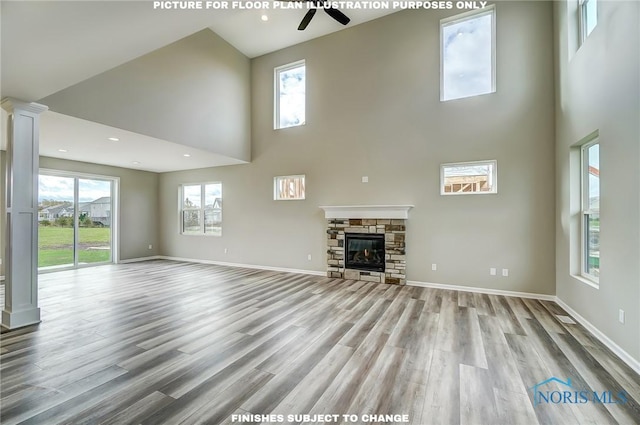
[320,206,413,285]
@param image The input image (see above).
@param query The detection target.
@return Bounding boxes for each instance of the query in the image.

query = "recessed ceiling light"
[183,154,191,157]
[58,149,68,153]
[132,161,140,165]
[261,14,268,21]
[107,137,119,142]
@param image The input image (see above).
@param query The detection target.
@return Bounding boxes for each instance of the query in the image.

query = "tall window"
[441,6,496,101]
[275,60,306,129]
[581,141,599,282]
[579,0,598,44]
[181,183,222,236]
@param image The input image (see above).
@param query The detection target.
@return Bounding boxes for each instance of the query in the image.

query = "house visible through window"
[579,0,598,43]
[441,160,497,195]
[274,175,305,200]
[181,182,222,236]
[441,6,495,101]
[581,140,599,282]
[275,60,305,129]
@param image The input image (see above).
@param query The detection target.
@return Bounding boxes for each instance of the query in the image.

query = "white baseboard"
[407,280,556,301]
[118,256,163,264]
[555,297,640,375]
[159,256,326,277]
[408,279,640,374]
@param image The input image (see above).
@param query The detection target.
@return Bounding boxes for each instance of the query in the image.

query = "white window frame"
[274,60,306,130]
[578,0,597,44]
[274,175,306,201]
[440,160,497,196]
[180,182,222,236]
[440,5,496,102]
[580,139,599,284]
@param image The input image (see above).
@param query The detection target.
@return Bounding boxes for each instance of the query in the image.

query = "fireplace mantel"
[319,205,414,219]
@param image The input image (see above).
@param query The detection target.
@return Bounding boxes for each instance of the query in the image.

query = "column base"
[1,307,41,330]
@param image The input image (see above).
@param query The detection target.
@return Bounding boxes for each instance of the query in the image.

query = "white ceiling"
[39,112,248,173]
[1,1,399,172]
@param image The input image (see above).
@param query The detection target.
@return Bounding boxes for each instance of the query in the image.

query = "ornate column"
[1,98,48,329]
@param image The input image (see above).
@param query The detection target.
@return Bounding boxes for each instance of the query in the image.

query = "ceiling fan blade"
[324,7,350,25]
[298,9,316,30]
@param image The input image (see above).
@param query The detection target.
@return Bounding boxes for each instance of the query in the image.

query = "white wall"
[40,29,251,162]
[159,1,557,295]
[554,0,640,361]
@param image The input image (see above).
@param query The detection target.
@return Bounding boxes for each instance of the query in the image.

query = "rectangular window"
[275,60,306,129]
[441,160,497,195]
[274,175,305,200]
[581,141,599,282]
[441,6,496,101]
[181,182,222,236]
[579,0,598,44]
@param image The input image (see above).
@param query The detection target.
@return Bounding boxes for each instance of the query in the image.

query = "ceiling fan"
[285,0,351,31]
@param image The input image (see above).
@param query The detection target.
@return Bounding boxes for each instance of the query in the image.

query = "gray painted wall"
[554,1,640,361]
[40,157,160,261]
[40,29,251,162]
[1,150,5,277]
[159,1,556,295]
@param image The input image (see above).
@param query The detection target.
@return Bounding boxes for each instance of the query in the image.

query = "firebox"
[345,233,385,273]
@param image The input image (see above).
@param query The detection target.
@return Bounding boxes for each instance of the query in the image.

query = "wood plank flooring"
[1,260,639,424]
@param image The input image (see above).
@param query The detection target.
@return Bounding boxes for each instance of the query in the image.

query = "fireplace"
[321,205,412,285]
[345,233,385,272]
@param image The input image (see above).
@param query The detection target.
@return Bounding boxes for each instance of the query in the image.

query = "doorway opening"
[37,170,119,271]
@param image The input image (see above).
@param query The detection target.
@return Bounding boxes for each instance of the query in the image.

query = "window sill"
[274,122,305,131]
[571,274,600,289]
[440,191,497,196]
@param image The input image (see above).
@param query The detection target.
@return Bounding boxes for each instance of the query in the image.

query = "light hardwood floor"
[1,260,639,424]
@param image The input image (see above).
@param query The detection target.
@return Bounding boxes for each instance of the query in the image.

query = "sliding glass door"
[78,178,112,264]
[38,175,76,268]
[38,171,117,270]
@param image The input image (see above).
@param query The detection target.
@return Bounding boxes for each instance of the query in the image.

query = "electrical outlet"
[490,268,496,276]
[307,254,312,261]
[502,268,509,277]
[224,248,228,254]
[431,263,437,271]
[362,176,368,183]
[619,309,625,324]
[148,244,152,250]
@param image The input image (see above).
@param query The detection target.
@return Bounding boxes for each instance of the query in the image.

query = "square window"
[180,182,222,236]
[441,6,496,101]
[275,60,305,129]
[441,160,497,195]
[274,175,306,200]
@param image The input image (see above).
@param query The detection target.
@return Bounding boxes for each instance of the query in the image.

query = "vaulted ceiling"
[1,1,399,171]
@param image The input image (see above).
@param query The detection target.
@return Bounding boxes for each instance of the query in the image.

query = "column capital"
[1,97,48,115]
